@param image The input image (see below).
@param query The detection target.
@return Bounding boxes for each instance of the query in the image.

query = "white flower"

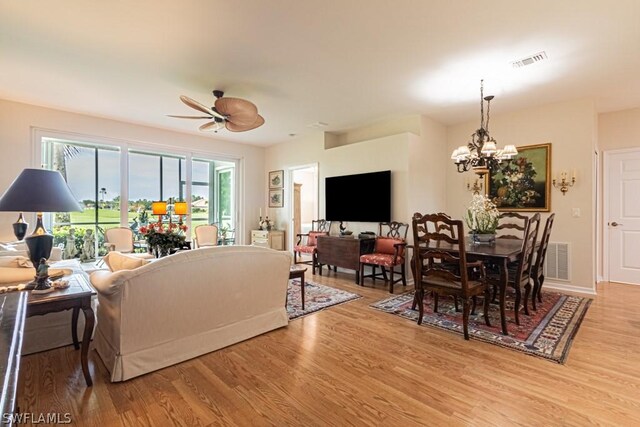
[465,194,499,234]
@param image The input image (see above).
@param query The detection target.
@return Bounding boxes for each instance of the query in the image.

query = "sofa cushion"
[104,251,151,272]
[0,255,32,268]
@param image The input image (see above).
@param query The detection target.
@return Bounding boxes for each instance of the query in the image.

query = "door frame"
[602,147,640,283]
[287,163,319,251]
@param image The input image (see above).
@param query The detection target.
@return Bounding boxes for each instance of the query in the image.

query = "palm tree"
[52,143,80,224]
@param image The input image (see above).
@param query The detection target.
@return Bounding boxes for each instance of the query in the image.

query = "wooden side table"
[27,274,96,386]
[289,265,307,310]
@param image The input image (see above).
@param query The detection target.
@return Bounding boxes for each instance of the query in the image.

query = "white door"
[606,149,640,284]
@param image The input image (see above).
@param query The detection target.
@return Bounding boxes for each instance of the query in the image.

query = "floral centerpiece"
[139,222,188,257]
[465,194,500,243]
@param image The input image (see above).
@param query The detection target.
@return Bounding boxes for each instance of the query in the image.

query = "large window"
[42,137,238,257]
[43,139,121,256]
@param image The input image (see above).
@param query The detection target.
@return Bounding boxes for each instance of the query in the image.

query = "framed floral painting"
[269,170,284,189]
[269,189,284,208]
[486,143,551,212]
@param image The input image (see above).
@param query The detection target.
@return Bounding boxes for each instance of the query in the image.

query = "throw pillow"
[103,252,150,272]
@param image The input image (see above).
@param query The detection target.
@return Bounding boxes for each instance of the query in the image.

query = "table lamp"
[174,201,188,225]
[0,168,82,292]
[152,201,167,224]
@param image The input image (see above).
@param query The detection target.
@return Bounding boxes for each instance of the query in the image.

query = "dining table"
[421,238,525,335]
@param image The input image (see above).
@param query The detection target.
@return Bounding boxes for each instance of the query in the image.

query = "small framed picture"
[269,170,284,189]
[269,189,284,208]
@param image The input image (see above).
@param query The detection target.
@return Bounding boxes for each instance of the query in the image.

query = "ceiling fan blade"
[215,97,258,126]
[199,121,224,132]
[180,95,215,114]
[226,114,265,132]
[167,114,212,119]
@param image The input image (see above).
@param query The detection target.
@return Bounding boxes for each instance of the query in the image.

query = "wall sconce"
[466,178,484,195]
[552,171,576,196]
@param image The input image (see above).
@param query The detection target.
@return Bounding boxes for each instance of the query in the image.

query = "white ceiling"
[1,1,640,146]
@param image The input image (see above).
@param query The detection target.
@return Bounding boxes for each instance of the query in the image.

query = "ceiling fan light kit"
[168,90,265,133]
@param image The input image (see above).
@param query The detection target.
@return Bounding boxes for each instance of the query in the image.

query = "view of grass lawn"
[70,209,137,224]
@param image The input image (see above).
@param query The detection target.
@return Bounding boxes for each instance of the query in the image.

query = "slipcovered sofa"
[90,245,292,382]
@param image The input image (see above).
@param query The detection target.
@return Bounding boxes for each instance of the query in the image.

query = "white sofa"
[90,245,292,382]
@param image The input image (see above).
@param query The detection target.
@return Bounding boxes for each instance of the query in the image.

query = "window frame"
[33,128,243,244]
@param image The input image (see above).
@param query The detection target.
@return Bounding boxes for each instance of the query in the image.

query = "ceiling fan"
[168,90,265,132]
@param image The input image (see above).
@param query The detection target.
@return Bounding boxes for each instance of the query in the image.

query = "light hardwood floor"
[17,272,640,426]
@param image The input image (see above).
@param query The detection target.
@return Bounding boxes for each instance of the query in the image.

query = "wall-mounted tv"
[325,170,391,222]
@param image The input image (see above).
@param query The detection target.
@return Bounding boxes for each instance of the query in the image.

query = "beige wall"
[446,98,597,292]
[265,132,412,246]
[264,116,449,250]
[0,98,265,243]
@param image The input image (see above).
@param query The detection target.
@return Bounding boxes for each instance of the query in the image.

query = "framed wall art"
[486,143,551,212]
[269,189,284,208]
[269,170,284,189]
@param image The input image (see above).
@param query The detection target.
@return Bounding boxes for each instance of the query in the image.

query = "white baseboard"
[543,280,597,296]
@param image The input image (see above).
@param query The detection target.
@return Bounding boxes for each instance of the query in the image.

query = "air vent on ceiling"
[544,242,570,281]
[511,51,548,68]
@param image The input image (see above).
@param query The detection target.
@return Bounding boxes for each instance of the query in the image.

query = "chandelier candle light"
[451,80,518,177]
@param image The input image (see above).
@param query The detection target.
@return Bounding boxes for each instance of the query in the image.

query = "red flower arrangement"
[139,222,188,256]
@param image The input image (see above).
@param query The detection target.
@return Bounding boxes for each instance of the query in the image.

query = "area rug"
[370,289,591,363]
[287,279,361,320]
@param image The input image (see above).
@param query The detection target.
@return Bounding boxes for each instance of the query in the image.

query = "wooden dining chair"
[412,213,491,340]
[487,213,541,324]
[530,214,555,310]
[359,221,408,293]
[410,213,458,310]
[496,212,529,240]
[294,219,331,273]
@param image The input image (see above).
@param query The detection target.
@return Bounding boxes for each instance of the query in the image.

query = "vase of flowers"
[465,194,500,244]
[138,222,188,257]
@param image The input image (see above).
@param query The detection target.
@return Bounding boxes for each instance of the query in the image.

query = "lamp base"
[13,213,28,240]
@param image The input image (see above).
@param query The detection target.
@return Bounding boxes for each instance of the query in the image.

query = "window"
[43,139,121,256]
[41,136,239,257]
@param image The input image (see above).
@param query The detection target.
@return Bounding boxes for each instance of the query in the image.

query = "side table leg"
[71,307,80,350]
[81,306,95,387]
[301,271,305,310]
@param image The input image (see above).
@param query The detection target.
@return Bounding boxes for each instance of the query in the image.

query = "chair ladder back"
[497,212,529,240]
[379,221,409,240]
[515,213,541,285]
[534,214,555,274]
[312,219,331,233]
[412,213,470,291]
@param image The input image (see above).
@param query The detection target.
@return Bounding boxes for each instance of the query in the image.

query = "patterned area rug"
[287,279,361,320]
[371,289,591,363]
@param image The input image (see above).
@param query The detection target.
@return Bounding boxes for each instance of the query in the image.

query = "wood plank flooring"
[17,272,640,426]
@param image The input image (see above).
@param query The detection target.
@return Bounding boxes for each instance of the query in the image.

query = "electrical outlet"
[572,208,581,218]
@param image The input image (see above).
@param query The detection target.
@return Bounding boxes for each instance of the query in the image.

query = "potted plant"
[139,222,188,257]
[465,194,499,243]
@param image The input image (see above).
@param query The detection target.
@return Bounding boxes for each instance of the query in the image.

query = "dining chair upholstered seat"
[412,212,491,340]
[359,221,408,293]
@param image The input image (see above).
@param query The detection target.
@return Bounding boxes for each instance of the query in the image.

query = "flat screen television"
[325,170,391,222]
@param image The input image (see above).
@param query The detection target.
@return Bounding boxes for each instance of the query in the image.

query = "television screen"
[325,170,391,222]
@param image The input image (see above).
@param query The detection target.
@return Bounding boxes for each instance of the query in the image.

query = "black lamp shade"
[0,168,82,212]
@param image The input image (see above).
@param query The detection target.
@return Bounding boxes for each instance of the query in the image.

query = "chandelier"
[451,80,518,176]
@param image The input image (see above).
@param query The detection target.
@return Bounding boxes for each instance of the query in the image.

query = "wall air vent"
[544,242,570,281]
[511,51,548,68]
